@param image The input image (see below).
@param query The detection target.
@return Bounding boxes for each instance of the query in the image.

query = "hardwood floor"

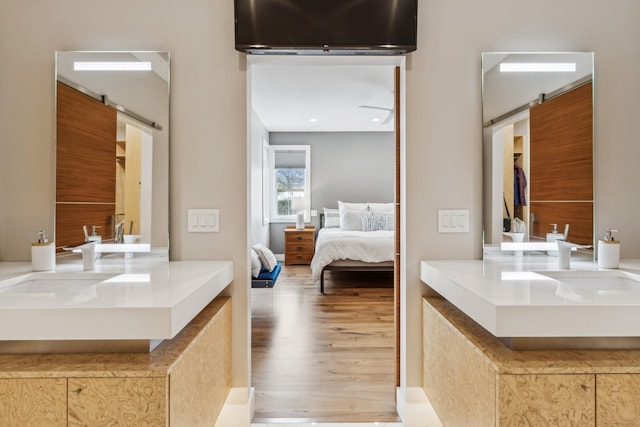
[251,265,398,423]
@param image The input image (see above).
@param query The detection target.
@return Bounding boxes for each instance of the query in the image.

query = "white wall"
[250,109,270,247]
[2,0,640,402]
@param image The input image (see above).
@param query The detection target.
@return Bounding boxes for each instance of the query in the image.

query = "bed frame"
[318,214,394,294]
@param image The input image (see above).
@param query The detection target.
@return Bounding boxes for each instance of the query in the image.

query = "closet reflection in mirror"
[55,51,170,254]
[482,52,594,253]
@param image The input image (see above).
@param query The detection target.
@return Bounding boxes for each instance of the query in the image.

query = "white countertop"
[421,255,640,338]
[0,255,233,341]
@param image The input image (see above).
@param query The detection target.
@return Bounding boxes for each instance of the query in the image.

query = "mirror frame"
[54,51,170,255]
[481,52,595,257]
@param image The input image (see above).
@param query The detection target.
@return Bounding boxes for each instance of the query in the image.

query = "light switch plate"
[438,209,469,233]
[188,209,220,232]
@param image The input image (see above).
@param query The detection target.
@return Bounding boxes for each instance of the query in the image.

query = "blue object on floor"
[251,262,281,288]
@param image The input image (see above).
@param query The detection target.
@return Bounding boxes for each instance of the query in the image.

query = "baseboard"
[396,386,442,427]
[275,253,284,262]
[214,387,255,427]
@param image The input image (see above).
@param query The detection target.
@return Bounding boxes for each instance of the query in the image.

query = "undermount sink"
[536,269,640,291]
[0,273,119,306]
[0,272,118,293]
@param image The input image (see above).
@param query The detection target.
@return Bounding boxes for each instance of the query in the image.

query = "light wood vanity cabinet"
[423,297,640,426]
[68,377,167,426]
[499,374,595,426]
[0,378,67,426]
[0,297,231,427]
[596,374,640,425]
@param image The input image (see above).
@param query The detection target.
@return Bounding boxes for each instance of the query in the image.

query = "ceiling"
[251,60,396,132]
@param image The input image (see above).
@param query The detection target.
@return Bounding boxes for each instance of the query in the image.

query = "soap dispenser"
[546,224,566,256]
[598,229,620,269]
[85,225,102,259]
[31,230,55,271]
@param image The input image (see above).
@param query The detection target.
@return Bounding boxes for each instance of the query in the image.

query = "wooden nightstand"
[284,226,315,266]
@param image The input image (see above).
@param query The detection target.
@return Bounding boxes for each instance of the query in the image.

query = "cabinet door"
[597,374,640,426]
[0,378,67,426]
[499,374,595,426]
[68,377,166,426]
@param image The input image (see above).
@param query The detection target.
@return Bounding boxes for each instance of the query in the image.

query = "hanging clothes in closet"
[514,162,527,206]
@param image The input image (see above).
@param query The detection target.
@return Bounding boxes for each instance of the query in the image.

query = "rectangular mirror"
[55,51,170,254]
[482,52,594,255]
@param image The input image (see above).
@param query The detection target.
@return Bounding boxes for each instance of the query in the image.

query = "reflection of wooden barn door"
[529,82,593,245]
[56,82,116,248]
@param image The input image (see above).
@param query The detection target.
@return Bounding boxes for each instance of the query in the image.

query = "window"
[268,145,311,222]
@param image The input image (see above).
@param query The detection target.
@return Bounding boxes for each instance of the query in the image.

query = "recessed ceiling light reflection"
[372,118,381,122]
[308,118,318,123]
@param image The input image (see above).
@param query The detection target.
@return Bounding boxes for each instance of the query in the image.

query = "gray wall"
[268,131,394,253]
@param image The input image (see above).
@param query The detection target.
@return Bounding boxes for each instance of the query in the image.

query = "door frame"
[246,53,408,404]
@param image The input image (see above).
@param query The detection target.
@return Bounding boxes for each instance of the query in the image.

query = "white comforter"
[310,228,394,282]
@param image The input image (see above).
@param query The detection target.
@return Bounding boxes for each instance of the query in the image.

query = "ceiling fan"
[358,105,395,125]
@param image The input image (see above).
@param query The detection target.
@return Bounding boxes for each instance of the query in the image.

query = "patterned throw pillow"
[361,212,387,231]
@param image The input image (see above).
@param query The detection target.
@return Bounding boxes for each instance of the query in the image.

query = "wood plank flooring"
[251,265,398,423]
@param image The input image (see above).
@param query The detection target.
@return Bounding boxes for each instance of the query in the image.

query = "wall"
[1,0,640,405]
[0,0,249,389]
[250,109,270,247]
[268,131,394,253]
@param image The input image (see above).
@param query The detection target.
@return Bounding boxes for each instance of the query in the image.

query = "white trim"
[247,55,409,422]
[396,387,442,427]
[214,387,255,427]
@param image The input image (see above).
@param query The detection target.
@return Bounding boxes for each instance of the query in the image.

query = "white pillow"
[323,208,340,228]
[250,248,262,278]
[338,201,368,212]
[368,202,395,214]
[252,243,278,272]
[340,209,364,231]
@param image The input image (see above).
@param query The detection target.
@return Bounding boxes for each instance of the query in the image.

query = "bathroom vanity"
[0,256,233,426]
[421,257,640,426]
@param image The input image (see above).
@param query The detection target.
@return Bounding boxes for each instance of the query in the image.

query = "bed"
[311,203,395,293]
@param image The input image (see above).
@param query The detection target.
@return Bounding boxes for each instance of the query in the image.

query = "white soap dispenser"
[598,229,620,269]
[31,230,55,271]
[86,225,102,259]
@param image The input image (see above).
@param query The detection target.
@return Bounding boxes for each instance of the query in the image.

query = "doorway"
[247,56,406,422]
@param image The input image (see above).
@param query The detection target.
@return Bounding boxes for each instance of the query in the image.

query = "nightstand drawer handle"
[296,236,302,240]
[297,255,303,259]
[297,246,303,251]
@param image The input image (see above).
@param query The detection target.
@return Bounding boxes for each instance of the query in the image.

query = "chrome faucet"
[557,240,591,269]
